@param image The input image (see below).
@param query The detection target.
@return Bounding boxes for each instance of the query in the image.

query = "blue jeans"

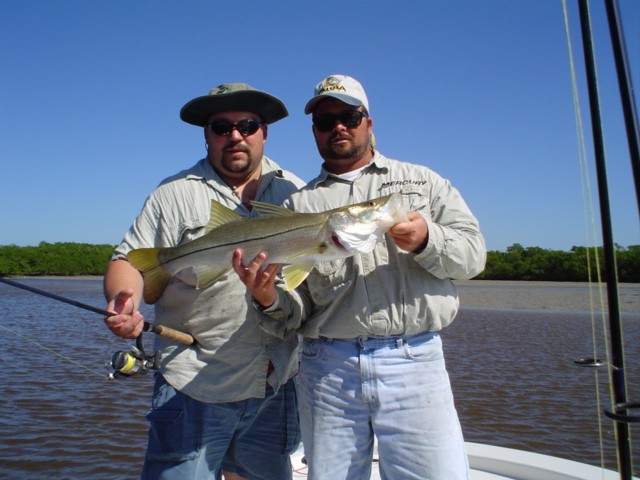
[298,332,469,480]
[141,374,299,480]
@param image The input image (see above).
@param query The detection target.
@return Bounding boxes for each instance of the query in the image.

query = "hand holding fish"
[389,211,429,253]
[104,288,145,339]
[232,249,279,308]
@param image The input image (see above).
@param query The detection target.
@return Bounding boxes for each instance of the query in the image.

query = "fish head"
[328,193,408,254]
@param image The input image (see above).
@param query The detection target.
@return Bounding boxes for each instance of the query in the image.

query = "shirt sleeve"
[412,173,486,280]
[255,280,313,340]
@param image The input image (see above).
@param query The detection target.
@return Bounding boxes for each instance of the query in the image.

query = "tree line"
[0,242,116,276]
[476,243,640,283]
[0,242,638,282]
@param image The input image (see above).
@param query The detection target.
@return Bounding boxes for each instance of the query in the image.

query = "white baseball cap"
[304,75,370,114]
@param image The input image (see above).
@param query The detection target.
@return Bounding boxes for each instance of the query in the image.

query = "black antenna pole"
[604,0,640,220]
[577,1,632,478]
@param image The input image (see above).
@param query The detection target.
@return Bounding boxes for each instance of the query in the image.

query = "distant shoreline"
[456,279,640,313]
[5,277,639,313]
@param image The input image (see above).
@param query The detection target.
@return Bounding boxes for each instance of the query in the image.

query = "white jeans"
[298,332,469,480]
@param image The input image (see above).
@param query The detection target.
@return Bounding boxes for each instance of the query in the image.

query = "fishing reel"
[108,335,159,380]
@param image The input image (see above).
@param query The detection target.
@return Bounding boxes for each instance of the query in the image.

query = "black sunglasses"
[312,110,368,132]
[207,119,263,137]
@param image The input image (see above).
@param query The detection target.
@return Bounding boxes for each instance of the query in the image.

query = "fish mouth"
[331,234,346,249]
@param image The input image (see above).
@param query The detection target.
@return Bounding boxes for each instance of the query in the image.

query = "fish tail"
[127,248,171,304]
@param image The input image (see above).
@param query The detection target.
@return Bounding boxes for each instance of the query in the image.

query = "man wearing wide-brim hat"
[104,83,304,480]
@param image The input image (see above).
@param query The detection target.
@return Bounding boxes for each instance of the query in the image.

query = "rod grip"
[145,323,195,345]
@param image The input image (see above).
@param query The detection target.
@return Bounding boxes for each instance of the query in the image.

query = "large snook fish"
[128,193,408,304]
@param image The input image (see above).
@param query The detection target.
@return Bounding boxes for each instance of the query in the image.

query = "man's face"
[204,111,267,179]
[312,98,372,172]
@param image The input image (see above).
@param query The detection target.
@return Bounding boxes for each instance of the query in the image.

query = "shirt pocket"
[176,220,207,245]
[399,188,427,212]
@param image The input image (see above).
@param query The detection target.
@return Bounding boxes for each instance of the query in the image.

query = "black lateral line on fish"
[162,217,329,263]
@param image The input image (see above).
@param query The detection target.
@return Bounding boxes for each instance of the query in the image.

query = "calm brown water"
[0,278,638,478]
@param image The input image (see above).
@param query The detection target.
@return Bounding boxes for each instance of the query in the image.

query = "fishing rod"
[577,1,637,478]
[0,276,195,380]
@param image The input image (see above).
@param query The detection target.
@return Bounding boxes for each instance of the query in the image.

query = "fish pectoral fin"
[206,201,243,233]
[193,265,232,289]
[250,201,295,217]
[127,248,170,305]
[282,263,314,291]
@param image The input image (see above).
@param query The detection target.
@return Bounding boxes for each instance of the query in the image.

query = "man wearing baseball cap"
[104,83,303,480]
[237,75,486,479]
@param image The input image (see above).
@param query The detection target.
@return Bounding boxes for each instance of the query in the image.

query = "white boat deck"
[291,442,634,480]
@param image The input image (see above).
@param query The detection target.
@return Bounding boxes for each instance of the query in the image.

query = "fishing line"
[0,322,106,378]
[0,277,195,345]
[562,0,612,471]
[0,276,195,379]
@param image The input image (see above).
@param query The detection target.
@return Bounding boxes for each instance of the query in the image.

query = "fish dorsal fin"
[282,263,314,291]
[206,201,243,233]
[251,200,296,217]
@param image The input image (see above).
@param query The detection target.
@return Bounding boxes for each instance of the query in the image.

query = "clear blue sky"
[1,1,638,252]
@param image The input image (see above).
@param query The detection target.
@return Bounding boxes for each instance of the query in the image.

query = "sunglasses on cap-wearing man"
[312,110,368,132]
[207,119,263,137]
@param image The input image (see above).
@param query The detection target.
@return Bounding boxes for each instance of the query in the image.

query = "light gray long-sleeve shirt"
[113,156,304,403]
[258,151,486,340]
